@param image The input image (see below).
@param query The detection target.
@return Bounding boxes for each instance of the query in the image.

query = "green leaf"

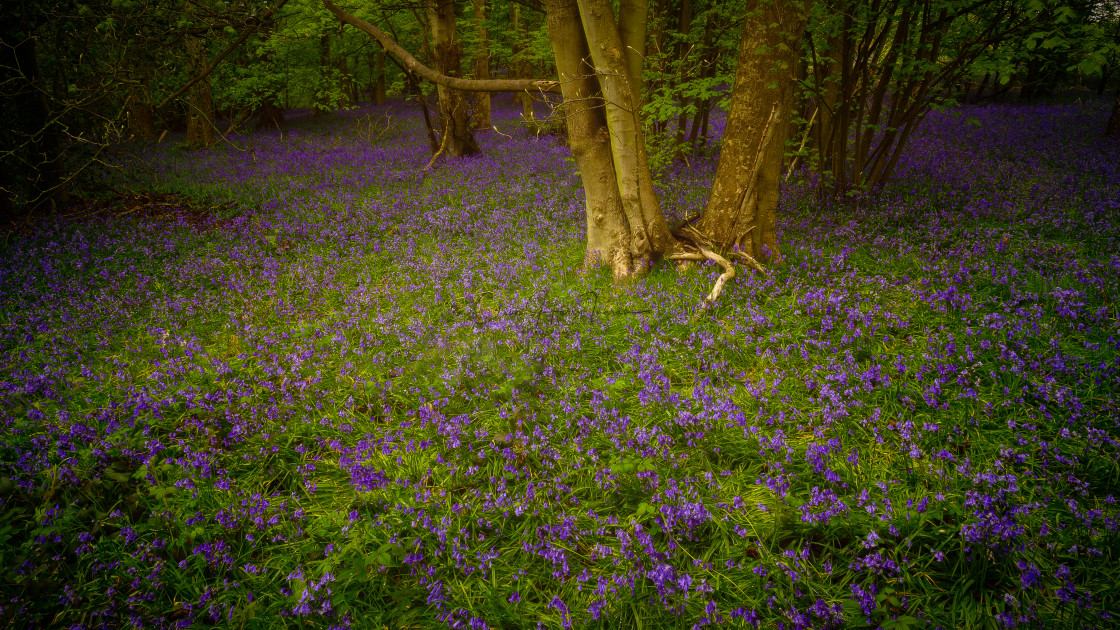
[104,470,131,484]
[842,599,866,619]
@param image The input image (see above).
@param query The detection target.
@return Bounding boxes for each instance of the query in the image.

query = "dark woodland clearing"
[2,0,1120,629]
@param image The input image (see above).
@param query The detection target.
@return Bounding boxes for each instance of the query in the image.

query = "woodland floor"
[0,96,1118,629]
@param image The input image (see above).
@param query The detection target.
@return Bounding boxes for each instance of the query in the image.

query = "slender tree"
[473,0,492,128]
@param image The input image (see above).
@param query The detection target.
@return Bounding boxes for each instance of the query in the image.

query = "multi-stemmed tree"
[322,0,809,287]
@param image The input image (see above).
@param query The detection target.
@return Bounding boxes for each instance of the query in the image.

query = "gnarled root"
[667,246,735,321]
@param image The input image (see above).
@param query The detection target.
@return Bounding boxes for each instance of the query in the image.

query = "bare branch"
[156,0,292,109]
[730,249,767,274]
[321,0,559,94]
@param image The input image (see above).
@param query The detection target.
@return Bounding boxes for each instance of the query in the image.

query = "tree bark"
[576,0,673,270]
[184,37,215,146]
[315,34,333,115]
[127,89,156,140]
[255,101,286,130]
[1,35,67,214]
[694,0,808,261]
[427,0,480,156]
[547,0,635,277]
[618,0,648,100]
[339,56,354,107]
[473,0,491,128]
[1107,89,1120,141]
[671,0,694,152]
[512,4,535,119]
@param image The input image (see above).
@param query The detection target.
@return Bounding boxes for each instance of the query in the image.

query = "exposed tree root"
[730,249,767,274]
[422,120,451,173]
[695,246,734,314]
[667,245,735,321]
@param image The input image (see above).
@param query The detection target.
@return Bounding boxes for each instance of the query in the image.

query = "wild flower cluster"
[0,97,1117,629]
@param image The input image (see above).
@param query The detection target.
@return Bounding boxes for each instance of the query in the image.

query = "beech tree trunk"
[694,0,808,261]
[315,34,333,115]
[127,59,156,140]
[323,0,802,283]
[255,101,286,130]
[128,90,156,140]
[472,0,491,128]
[427,0,480,156]
[575,0,673,271]
[547,0,641,276]
[339,57,353,107]
[618,0,648,101]
[184,37,215,147]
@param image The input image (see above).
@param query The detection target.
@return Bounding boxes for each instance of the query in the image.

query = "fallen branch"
[422,124,450,172]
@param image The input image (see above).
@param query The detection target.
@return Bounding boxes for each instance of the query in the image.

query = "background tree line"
[3,0,1118,274]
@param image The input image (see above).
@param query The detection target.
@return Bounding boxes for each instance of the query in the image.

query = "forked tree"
[321,0,807,293]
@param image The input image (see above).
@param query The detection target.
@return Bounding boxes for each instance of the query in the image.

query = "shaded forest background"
[2,0,1119,226]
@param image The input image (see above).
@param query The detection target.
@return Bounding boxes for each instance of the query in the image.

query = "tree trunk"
[255,101,286,130]
[972,72,990,104]
[618,0,648,101]
[1107,89,1120,141]
[671,0,694,153]
[576,0,674,271]
[512,5,535,119]
[694,0,808,261]
[374,47,387,105]
[472,0,491,128]
[185,37,215,146]
[547,0,640,277]
[685,13,715,155]
[126,57,156,140]
[315,34,333,115]
[127,90,156,140]
[427,0,480,156]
